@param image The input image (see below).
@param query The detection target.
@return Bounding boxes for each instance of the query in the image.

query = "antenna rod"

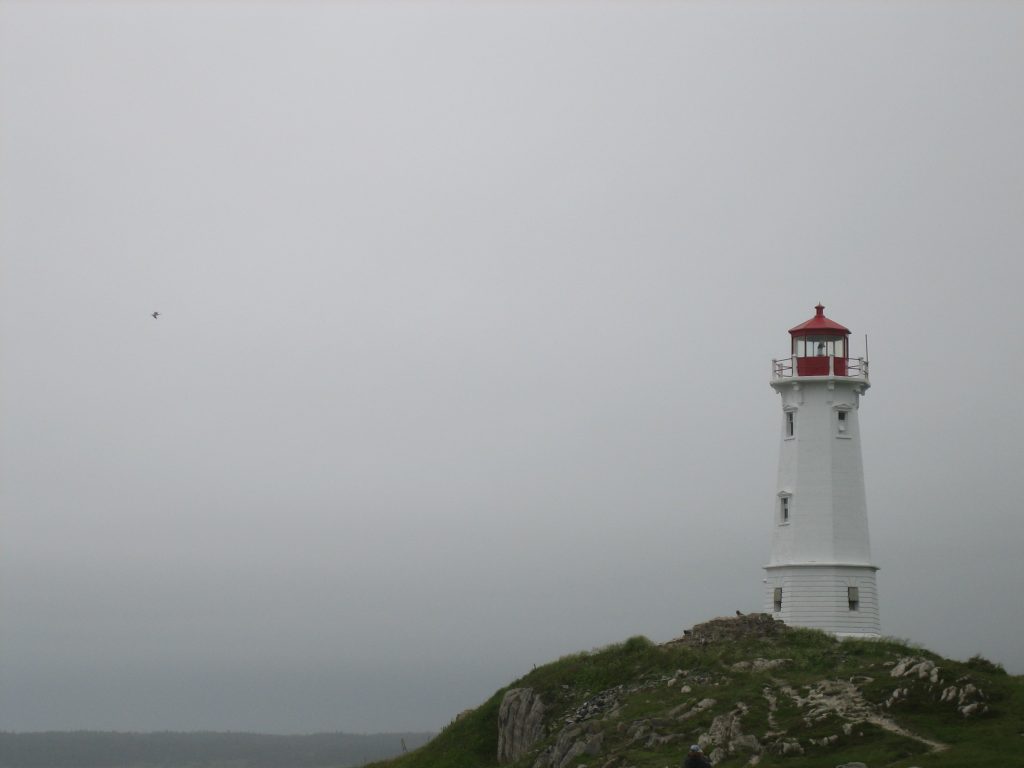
[864,334,869,362]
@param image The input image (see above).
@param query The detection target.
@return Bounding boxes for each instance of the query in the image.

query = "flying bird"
[151,311,160,319]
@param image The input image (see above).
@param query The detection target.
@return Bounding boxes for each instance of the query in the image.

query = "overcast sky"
[1,0,1022,735]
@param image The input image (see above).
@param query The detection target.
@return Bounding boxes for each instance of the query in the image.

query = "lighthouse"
[764,304,880,637]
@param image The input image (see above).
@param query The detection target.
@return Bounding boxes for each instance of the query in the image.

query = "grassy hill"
[373,616,1024,768]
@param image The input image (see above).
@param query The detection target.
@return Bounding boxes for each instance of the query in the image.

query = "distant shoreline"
[0,731,437,768]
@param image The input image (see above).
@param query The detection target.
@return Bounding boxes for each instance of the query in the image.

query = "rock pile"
[563,687,622,725]
[563,675,675,726]
[668,614,790,645]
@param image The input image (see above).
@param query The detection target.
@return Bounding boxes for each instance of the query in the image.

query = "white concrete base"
[764,564,880,637]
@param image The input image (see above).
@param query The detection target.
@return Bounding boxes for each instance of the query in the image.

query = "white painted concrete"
[764,362,880,637]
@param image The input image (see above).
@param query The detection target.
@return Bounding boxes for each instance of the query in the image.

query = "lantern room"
[788,303,851,376]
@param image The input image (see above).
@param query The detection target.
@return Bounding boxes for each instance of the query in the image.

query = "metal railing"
[846,357,869,378]
[772,357,795,378]
[771,355,869,380]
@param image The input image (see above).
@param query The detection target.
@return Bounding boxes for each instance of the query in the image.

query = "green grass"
[372,690,507,768]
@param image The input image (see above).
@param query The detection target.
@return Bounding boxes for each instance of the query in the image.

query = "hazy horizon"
[2,1,1022,734]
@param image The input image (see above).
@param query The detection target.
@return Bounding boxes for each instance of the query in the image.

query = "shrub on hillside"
[966,654,1006,675]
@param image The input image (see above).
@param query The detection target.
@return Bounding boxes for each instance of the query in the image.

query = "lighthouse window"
[773,588,783,612]
[779,496,790,523]
[786,411,795,437]
[837,411,847,432]
[848,586,860,611]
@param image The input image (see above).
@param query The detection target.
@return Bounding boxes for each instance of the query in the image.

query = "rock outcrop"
[533,722,603,768]
[498,688,546,764]
[888,656,988,718]
[731,658,791,672]
[697,702,761,764]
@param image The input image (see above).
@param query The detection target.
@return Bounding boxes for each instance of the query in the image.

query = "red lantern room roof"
[788,304,851,336]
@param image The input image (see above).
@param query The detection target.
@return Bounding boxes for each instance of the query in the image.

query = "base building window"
[848,586,860,611]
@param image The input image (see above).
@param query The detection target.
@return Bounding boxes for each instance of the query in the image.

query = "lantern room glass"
[794,335,845,359]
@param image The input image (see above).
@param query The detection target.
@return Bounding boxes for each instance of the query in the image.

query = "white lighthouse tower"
[764,304,880,637]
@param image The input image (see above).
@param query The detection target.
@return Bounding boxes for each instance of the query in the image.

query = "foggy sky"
[1,0,1022,734]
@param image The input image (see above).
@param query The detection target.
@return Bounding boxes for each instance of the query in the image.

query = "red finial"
[815,303,825,317]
